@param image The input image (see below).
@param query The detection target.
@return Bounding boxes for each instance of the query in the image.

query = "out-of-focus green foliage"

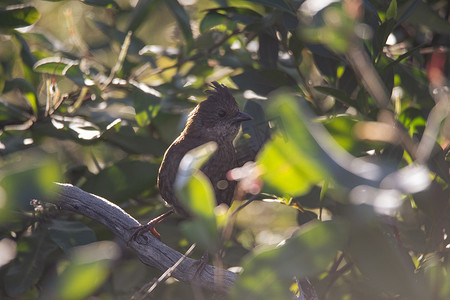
[0,0,448,299]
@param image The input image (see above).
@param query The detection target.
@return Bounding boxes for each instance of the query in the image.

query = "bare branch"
[54,183,238,294]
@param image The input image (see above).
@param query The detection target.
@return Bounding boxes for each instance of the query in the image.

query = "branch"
[54,183,238,293]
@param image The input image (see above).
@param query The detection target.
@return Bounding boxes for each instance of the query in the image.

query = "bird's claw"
[127,221,161,246]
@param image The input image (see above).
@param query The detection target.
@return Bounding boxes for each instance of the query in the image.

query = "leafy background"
[0,0,449,299]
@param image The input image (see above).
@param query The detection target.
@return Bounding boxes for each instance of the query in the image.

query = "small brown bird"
[132,82,252,240]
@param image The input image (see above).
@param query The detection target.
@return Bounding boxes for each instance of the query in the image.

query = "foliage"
[0,0,449,299]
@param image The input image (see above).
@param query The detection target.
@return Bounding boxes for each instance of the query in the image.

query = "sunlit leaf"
[132,85,160,127]
[200,12,229,33]
[257,95,327,196]
[386,0,397,20]
[0,158,61,212]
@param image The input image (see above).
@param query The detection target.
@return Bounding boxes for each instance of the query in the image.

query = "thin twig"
[230,194,259,218]
[133,244,197,300]
[102,30,133,89]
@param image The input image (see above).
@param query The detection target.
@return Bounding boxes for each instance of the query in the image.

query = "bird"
[131,82,253,241]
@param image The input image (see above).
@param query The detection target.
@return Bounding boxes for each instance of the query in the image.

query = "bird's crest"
[205,82,235,105]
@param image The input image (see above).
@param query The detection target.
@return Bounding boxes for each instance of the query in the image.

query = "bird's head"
[183,82,252,142]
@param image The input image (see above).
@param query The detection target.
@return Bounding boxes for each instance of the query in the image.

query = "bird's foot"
[127,209,174,245]
[129,220,161,245]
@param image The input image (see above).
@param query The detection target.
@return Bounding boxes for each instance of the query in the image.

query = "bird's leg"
[129,209,174,244]
[193,251,209,280]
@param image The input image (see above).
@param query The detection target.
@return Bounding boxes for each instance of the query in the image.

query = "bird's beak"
[233,111,253,123]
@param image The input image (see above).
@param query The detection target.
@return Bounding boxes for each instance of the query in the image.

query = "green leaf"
[4,229,58,297]
[398,0,450,34]
[33,57,87,85]
[165,0,194,48]
[314,86,354,107]
[0,158,61,213]
[132,85,160,127]
[386,0,397,20]
[231,219,349,299]
[347,209,427,299]
[126,0,160,32]
[3,78,39,115]
[175,142,218,250]
[56,242,116,300]
[245,0,295,14]
[48,220,97,252]
[80,159,160,203]
[257,95,327,196]
[200,12,229,33]
[0,5,40,29]
[179,172,218,251]
[33,57,79,75]
[80,0,120,9]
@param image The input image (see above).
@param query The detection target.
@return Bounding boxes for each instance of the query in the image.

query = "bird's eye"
[218,110,226,118]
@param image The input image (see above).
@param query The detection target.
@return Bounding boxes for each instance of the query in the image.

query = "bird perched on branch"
[131,82,252,240]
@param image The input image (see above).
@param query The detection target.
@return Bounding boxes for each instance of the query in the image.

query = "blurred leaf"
[398,107,426,136]
[386,0,397,20]
[245,0,295,14]
[126,0,159,32]
[296,210,317,226]
[34,57,86,86]
[396,0,420,25]
[48,219,97,252]
[231,219,349,299]
[258,32,278,69]
[175,142,218,250]
[338,66,357,96]
[314,86,353,107]
[14,33,38,69]
[257,95,327,196]
[323,115,365,155]
[0,158,61,212]
[94,21,147,57]
[103,125,167,156]
[80,159,160,203]
[4,228,58,297]
[0,5,40,29]
[302,4,355,53]
[200,12,229,33]
[377,55,394,99]
[398,0,450,34]
[56,242,117,300]
[238,99,270,161]
[3,78,39,115]
[232,69,297,95]
[132,85,160,127]
[373,18,396,58]
[80,0,120,9]
[165,0,193,48]
[200,7,261,32]
[347,209,428,299]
